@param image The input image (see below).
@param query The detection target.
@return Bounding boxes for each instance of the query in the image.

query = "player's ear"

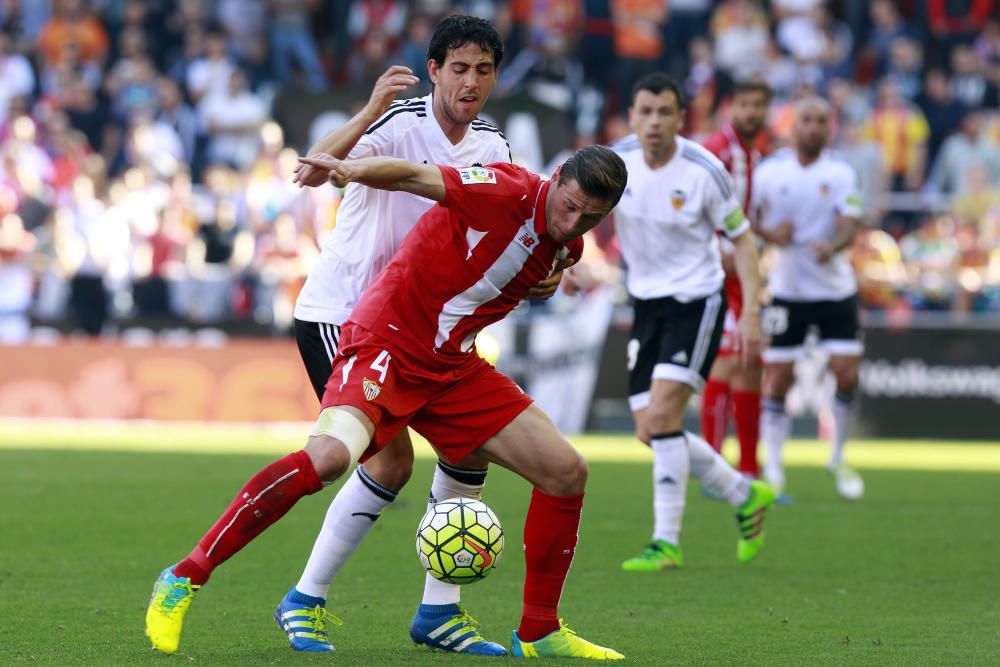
[551,165,562,184]
[427,59,439,86]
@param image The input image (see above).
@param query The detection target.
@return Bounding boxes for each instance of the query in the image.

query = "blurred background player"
[145,146,629,660]
[611,73,775,572]
[700,80,774,480]
[754,96,866,502]
[282,16,523,655]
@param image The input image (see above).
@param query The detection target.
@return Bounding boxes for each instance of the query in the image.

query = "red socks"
[174,450,323,585]
[518,489,584,642]
[732,391,761,477]
[701,379,731,452]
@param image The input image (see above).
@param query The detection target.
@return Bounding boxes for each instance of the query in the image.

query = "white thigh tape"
[310,407,372,464]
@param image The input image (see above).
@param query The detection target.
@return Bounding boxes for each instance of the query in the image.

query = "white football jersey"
[612,135,750,302]
[752,149,862,301]
[294,94,512,325]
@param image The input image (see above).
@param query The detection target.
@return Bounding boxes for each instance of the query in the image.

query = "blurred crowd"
[2,0,1000,342]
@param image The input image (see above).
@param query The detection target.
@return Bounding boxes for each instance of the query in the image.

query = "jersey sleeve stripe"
[470,122,513,163]
[365,104,427,135]
[681,146,733,198]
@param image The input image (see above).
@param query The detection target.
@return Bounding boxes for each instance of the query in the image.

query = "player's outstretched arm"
[293,66,420,187]
[298,156,446,202]
[731,229,763,368]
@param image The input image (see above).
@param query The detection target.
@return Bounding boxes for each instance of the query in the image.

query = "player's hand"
[738,310,762,369]
[527,257,576,300]
[298,156,356,189]
[293,151,336,188]
[770,221,794,246]
[364,65,420,120]
[812,241,834,263]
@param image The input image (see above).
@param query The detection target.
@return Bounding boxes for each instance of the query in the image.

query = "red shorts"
[320,324,533,464]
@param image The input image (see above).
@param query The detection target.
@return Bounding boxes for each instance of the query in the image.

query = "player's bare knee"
[305,435,353,481]
[835,371,858,395]
[363,446,413,491]
[539,448,588,496]
[644,400,684,433]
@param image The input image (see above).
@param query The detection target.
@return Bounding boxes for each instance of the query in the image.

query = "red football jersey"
[701,124,772,215]
[348,162,584,368]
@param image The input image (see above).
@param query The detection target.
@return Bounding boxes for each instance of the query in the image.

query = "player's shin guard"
[686,431,750,506]
[295,465,396,599]
[761,397,790,491]
[175,450,323,585]
[700,379,731,452]
[422,461,488,606]
[650,432,689,545]
[518,489,583,642]
[732,390,761,477]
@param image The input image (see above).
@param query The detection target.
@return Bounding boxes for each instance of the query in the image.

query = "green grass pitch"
[1,428,999,665]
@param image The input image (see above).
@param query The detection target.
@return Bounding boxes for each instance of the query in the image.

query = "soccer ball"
[416,497,504,584]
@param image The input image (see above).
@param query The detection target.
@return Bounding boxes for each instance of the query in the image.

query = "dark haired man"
[611,73,776,572]
[145,146,628,660]
[290,14,513,656]
[700,80,774,481]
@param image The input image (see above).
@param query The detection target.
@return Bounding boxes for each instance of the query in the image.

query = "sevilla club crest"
[363,378,381,401]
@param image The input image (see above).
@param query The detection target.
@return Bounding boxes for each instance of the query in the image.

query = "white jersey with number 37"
[294,94,512,325]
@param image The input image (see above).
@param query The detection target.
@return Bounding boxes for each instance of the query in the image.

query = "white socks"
[650,432,689,545]
[421,461,487,606]
[686,430,750,506]
[829,392,854,468]
[295,465,396,599]
[761,397,790,491]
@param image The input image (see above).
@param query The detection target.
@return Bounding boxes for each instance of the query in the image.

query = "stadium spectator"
[611,0,667,110]
[216,0,268,73]
[0,33,35,125]
[952,164,1000,227]
[269,0,327,91]
[199,70,269,170]
[156,78,197,164]
[835,117,887,222]
[900,215,961,311]
[884,37,923,101]
[186,31,237,103]
[951,43,999,109]
[927,111,1000,196]
[710,0,770,83]
[663,0,713,79]
[771,0,825,62]
[926,0,995,63]
[35,0,109,68]
[917,68,968,168]
[0,213,35,343]
[864,78,929,193]
[865,0,916,75]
